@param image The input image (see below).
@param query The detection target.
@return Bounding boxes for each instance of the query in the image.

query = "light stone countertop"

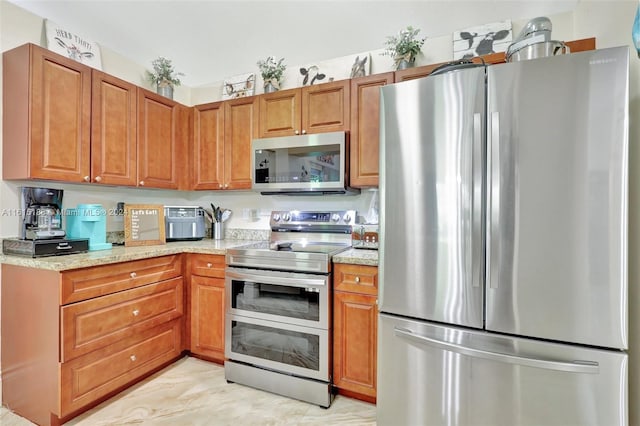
[0,239,378,271]
[333,248,379,266]
[0,239,255,271]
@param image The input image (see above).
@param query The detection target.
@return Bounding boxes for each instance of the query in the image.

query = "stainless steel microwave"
[251,131,359,195]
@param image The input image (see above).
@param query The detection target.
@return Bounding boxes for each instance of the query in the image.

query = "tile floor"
[0,356,377,425]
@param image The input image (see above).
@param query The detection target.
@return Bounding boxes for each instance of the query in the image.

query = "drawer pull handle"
[130,355,137,362]
[130,272,137,278]
[355,276,360,283]
[207,263,212,268]
[132,309,140,316]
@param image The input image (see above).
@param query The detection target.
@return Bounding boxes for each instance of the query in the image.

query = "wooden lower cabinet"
[0,256,184,426]
[332,263,378,403]
[60,320,182,416]
[187,254,226,363]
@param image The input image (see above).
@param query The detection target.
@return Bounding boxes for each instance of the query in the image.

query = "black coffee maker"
[21,187,66,240]
[1,187,89,257]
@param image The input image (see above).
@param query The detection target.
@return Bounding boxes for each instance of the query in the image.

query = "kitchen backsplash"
[0,181,379,239]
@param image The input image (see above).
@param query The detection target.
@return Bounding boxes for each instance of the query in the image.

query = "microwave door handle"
[394,327,599,374]
[226,269,326,288]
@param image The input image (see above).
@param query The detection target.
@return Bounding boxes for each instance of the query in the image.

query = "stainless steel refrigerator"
[378,46,629,426]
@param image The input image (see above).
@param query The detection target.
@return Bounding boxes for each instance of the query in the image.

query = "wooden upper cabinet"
[192,101,225,190]
[302,80,350,134]
[3,43,91,182]
[259,88,301,137]
[137,88,190,189]
[91,70,138,186]
[259,80,349,137]
[223,96,258,190]
[350,72,394,188]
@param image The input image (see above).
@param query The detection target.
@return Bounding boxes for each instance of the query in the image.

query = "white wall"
[1,0,639,422]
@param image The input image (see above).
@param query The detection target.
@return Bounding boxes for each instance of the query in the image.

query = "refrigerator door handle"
[488,111,500,289]
[472,112,482,288]
[394,327,600,374]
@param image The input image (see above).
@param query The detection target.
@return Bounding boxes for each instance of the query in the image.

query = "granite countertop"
[0,239,254,271]
[0,239,378,271]
[333,248,379,266]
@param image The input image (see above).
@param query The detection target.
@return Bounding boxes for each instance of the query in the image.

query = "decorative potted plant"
[382,25,426,70]
[257,56,286,93]
[146,56,184,99]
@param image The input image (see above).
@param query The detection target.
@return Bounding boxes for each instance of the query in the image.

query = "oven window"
[231,320,320,371]
[254,144,341,184]
[231,279,320,321]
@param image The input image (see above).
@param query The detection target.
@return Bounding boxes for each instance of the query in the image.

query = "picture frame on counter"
[124,204,166,246]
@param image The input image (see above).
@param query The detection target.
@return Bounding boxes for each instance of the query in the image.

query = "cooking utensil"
[221,209,232,222]
[203,208,214,223]
[210,203,220,222]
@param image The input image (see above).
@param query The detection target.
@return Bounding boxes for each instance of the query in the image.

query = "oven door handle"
[226,268,327,288]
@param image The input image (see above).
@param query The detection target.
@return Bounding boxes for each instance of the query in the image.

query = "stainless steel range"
[224,210,355,408]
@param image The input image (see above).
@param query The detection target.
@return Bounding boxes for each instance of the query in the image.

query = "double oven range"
[224,210,355,407]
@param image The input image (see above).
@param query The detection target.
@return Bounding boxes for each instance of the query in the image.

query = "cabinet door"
[333,291,377,401]
[3,44,91,181]
[60,320,182,417]
[258,87,300,137]
[91,70,137,186]
[302,80,350,134]
[190,275,225,362]
[224,96,258,190]
[137,88,189,189]
[192,102,225,190]
[61,277,184,362]
[350,73,394,187]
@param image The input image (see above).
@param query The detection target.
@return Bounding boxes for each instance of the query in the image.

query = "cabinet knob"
[139,180,145,186]
[376,299,379,306]
[130,355,137,362]
[355,276,360,283]
[132,309,140,316]
[207,263,212,268]
[83,176,90,182]
[295,130,300,135]
[95,176,102,182]
[130,272,137,278]
[224,184,229,189]
[219,184,223,189]
[301,129,307,135]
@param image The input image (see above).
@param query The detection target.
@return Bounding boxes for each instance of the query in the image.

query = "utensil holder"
[213,223,224,240]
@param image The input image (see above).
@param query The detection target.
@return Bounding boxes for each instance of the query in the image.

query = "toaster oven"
[164,206,206,241]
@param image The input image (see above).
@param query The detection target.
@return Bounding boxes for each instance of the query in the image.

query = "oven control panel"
[270,210,356,227]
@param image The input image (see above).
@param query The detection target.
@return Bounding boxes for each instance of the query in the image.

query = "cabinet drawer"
[61,255,183,304]
[189,253,225,278]
[61,278,183,362]
[334,264,378,295]
[60,320,181,416]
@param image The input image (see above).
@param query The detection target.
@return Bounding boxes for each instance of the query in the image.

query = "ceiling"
[7,0,580,87]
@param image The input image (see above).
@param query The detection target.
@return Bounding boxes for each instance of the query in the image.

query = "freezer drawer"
[378,314,628,426]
